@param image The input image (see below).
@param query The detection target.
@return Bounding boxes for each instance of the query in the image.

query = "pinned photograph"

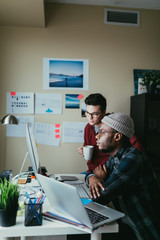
[81,102,86,117]
[65,94,80,109]
[43,58,89,90]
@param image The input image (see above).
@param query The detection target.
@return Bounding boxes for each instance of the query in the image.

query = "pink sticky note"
[55,124,60,128]
[10,92,16,96]
[55,129,60,133]
[77,94,83,100]
[55,134,60,139]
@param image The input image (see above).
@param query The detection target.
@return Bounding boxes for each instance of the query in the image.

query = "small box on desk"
[25,198,43,226]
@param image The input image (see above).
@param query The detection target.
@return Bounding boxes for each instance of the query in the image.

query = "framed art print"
[43,58,89,90]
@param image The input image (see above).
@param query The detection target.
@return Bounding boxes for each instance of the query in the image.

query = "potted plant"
[0,178,20,227]
[140,70,160,93]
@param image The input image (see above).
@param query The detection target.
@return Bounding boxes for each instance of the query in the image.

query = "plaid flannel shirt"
[86,144,160,240]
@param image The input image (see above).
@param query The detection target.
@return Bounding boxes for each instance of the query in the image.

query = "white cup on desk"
[83,145,94,161]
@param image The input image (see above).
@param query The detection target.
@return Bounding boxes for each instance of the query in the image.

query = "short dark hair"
[85,93,107,112]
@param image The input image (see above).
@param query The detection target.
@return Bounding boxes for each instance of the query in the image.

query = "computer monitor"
[26,123,40,176]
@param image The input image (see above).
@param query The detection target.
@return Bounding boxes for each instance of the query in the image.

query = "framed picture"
[43,58,89,90]
[133,69,160,95]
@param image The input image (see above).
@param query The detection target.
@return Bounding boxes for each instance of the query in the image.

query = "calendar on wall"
[7,92,34,114]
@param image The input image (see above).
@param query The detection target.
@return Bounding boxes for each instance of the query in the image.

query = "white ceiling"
[46,0,160,10]
[0,0,159,28]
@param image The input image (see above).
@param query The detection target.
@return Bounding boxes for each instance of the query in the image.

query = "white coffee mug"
[83,145,94,161]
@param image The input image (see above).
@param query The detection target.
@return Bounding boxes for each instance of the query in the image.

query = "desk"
[0,174,119,240]
[0,215,118,240]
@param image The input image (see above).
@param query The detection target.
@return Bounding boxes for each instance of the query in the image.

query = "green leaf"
[0,178,19,210]
[140,70,160,86]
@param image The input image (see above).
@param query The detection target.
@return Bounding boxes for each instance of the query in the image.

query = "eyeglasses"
[98,129,117,136]
[85,111,102,117]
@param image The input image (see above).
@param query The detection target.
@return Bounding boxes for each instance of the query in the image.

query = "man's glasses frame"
[85,111,102,117]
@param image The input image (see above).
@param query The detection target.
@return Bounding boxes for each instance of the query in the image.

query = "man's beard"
[99,145,114,154]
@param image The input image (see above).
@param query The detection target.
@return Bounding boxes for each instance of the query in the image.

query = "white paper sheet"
[6,116,34,137]
[7,92,34,114]
[35,122,61,146]
[63,122,87,143]
[35,93,62,114]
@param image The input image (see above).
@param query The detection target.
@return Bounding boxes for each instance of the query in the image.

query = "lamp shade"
[0,115,18,125]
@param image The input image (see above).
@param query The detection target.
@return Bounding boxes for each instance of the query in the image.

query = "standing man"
[86,113,160,240]
[78,93,144,173]
[78,93,108,173]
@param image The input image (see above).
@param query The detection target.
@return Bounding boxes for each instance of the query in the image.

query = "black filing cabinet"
[130,93,160,172]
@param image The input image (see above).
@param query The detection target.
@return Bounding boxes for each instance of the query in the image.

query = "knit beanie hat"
[102,112,134,139]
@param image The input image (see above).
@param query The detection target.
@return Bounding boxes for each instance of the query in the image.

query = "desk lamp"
[0,114,18,180]
[0,114,18,125]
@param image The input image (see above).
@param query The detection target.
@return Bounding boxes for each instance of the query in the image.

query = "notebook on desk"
[37,173,124,233]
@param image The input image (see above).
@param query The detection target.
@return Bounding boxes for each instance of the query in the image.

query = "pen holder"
[25,198,42,226]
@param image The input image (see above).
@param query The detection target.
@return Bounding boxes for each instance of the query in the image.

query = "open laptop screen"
[26,123,40,175]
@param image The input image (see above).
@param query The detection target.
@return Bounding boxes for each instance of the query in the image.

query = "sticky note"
[55,129,60,133]
[55,124,60,128]
[77,94,83,100]
[81,198,92,205]
[10,92,16,96]
[55,134,60,139]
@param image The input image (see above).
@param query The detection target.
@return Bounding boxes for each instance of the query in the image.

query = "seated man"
[86,113,160,240]
[78,93,144,173]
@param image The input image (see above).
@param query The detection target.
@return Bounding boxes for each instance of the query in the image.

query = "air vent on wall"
[104,8,140,27]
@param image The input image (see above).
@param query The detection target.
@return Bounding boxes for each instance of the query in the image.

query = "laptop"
[37,173,124,233]
[59,175,90,199]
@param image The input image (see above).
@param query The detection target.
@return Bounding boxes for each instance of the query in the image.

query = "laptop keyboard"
[72,184,90,199]
[85,207,109,225]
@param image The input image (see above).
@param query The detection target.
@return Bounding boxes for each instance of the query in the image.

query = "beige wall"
[0,3,160,175]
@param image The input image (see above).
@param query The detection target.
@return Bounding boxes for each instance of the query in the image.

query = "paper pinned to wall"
[6,116,34,137]
[63,122,87,143]
[7,92,34,114]
[65,94,80,109]
[35,93,62,114]
[35,122,61,146]
[43,58,89,90]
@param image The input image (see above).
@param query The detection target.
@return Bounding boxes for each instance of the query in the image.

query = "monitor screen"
[26,123,40,175]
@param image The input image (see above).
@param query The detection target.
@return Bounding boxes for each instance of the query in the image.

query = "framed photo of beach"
[43,58,89,90]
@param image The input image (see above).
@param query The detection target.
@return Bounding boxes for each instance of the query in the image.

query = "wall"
[0,3,160,175]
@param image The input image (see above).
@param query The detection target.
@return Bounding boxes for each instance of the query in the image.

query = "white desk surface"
[0,215,118,238]
[0,174,119,240]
